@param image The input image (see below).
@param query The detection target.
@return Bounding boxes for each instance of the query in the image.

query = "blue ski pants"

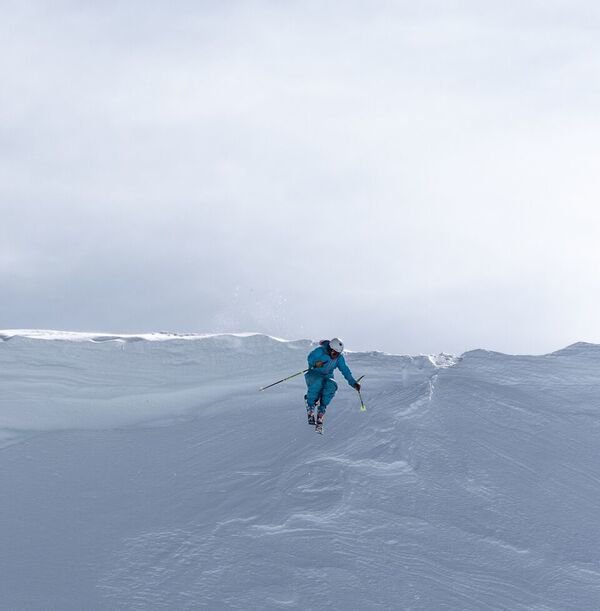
[305,371,338,414]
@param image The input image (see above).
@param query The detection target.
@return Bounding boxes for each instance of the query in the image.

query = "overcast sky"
[2,1,600,355]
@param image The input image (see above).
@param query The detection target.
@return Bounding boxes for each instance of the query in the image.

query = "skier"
[305,338,360,433]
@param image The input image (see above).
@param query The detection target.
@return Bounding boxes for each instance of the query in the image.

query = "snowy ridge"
[1,333,600,609]
[0,331,454,439]
[0,329,291,343]
[0,332,311,439]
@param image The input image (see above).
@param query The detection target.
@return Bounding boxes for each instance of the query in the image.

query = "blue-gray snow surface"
[1,330,600,610]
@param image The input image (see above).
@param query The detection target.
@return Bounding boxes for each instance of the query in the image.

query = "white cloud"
[2,1,600,352]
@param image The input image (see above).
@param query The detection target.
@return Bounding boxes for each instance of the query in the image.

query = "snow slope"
[1,331,600,610]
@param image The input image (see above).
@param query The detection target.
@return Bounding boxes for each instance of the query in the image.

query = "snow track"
[1,332,600,609]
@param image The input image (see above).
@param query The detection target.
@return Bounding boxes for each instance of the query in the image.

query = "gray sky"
[2,1,600,355]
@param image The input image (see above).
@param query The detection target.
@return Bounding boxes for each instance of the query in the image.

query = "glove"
[354,382,361,391]
[314,361,324,368]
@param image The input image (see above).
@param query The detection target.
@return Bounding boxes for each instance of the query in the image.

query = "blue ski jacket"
[307,341,357,387]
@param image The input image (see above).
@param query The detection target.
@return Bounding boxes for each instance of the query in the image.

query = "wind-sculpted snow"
[0,331,311,441]
[1,332,600,610]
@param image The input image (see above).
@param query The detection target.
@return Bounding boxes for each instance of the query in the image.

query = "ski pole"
[355,375,366,411]
[259,368,310,391]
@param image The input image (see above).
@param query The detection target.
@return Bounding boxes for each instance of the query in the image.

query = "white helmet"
[329,337,344,353]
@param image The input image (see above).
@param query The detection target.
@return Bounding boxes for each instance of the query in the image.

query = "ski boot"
[315,414,324,434]
[305,395,319,426]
